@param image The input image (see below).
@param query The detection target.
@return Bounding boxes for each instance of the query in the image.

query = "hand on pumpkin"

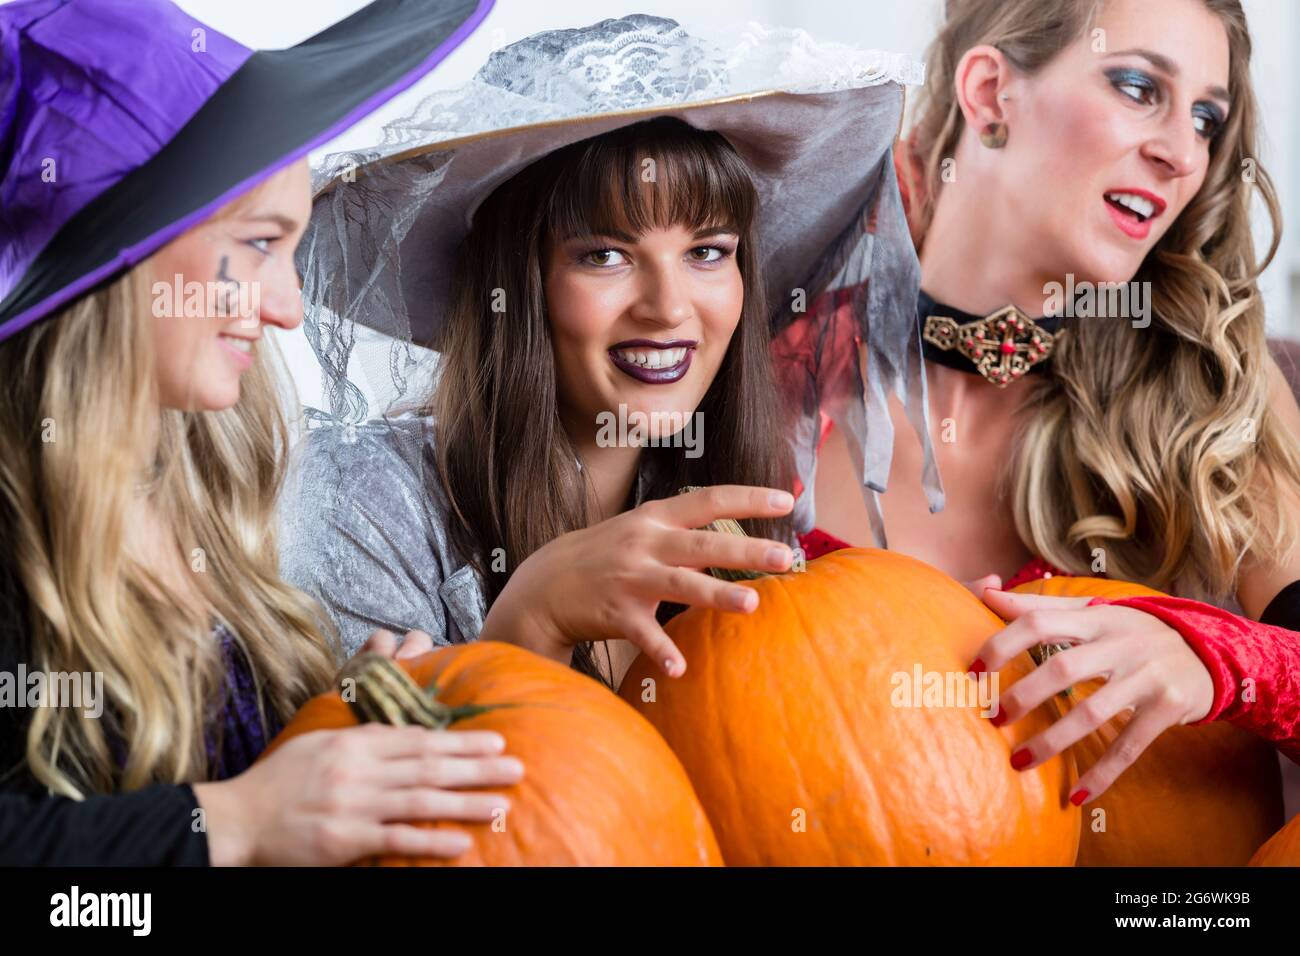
[479,485,796,677]
[971,589,1215,804]
[961,573,1002,600]
[193,724,523,866]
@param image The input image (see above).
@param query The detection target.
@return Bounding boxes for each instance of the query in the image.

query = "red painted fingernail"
[1010,748,1033,770]
[1069,789,1090,806]
[989,708,1006,727]
[968,658,986,676]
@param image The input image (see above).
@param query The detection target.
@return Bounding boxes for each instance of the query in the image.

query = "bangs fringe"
[543,117,756,243]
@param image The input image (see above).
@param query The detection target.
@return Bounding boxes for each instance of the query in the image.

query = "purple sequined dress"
[206,622,281,779]
[105,622,280,781]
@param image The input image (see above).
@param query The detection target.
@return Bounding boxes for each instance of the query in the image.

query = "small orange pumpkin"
[264,641,722,866]
[1012,575,1283,866]
[620,548,1081,865]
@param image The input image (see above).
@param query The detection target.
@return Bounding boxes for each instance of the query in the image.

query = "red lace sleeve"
[1087,594,1300,764]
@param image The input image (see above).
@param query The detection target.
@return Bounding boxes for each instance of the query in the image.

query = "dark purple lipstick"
[608,338,696,385]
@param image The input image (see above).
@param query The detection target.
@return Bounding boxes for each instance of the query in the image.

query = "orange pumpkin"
[1249,813,1300,866]
[619,548,1081,865]
[1012,575,1283,866]
[264,641,722,866]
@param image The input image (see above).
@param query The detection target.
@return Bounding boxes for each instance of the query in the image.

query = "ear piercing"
[981,122,1008,149]
[981,93,1010,147]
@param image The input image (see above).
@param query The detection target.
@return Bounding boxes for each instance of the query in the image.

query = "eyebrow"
[1107,47,1231,105]
[244,213,302,233]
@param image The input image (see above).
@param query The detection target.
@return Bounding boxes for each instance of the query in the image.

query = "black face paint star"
[215,255,241,316]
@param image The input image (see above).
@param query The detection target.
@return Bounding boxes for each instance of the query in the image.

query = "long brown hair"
[430,117,791,681]
[906,0,1300,600]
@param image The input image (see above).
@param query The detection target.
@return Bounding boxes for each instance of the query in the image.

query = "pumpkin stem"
[679,485,772,582]
[1027,642,1076,699]
[340,653,504,729]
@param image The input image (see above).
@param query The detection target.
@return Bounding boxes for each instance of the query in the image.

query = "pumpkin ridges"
[625,548,1080,865]
[1012,576,1284,866]
[265,640,722,866]
[772,572,893,864]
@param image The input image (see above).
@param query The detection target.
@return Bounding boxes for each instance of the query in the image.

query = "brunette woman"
[279,17,920,689]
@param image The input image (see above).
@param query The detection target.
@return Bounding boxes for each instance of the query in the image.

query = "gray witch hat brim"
[0,0,492,341]
[312,85,906,349]
[300,18,944,539]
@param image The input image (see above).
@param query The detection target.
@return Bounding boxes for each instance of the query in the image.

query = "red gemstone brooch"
[922,305,1058,388]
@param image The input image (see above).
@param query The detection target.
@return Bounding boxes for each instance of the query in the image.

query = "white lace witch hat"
[297,15,942,541]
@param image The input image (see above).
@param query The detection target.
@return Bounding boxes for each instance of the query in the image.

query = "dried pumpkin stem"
[339,653,502,729]
[679,485,772,582]
[1027,642,1076,699]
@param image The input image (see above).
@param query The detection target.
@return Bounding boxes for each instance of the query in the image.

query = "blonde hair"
[0,265,337,797]
[907,0,1300,600]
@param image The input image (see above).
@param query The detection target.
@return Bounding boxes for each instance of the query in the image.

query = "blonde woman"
[798,0,1300,806]
[0,0,521,865]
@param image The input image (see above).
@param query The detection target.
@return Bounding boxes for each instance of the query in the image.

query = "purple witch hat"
[0,0,492,342]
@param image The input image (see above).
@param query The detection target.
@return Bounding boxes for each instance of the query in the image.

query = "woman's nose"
[1140,115,1201,180]
[256,269,304,332]
[632,262,693,328]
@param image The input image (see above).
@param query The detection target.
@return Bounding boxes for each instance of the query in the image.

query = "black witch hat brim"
[0,0,492,341]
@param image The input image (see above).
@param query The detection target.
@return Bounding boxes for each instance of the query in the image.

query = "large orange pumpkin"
[1012,575,1283,866]
[264,641,722,866]
[619,548,1081,865]
[1249,813,1300,866]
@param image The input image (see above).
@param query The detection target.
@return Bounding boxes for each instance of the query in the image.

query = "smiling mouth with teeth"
[1104,191,1159,223]
[612,346,689,369]
[219,334,254,353]
[608,339,697,385]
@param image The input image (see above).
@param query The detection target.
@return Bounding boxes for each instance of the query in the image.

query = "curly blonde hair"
[904,0,1300,600]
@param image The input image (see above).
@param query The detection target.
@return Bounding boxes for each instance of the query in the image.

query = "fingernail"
[1010,748,1033,770]
[1069,789,1090,806]
[989,707,1006,728]
[731,588,758,612]
[769,490,794,510]
[663,657,679,676]
[968,658,986,676]
[766,546,791,569]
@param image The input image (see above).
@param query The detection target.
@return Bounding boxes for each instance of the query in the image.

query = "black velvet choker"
[918,289,1068,388]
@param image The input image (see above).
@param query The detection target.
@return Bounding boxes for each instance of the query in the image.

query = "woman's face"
[145,160,311,411]
[545,223,743,444]
[991,0,1231,285]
